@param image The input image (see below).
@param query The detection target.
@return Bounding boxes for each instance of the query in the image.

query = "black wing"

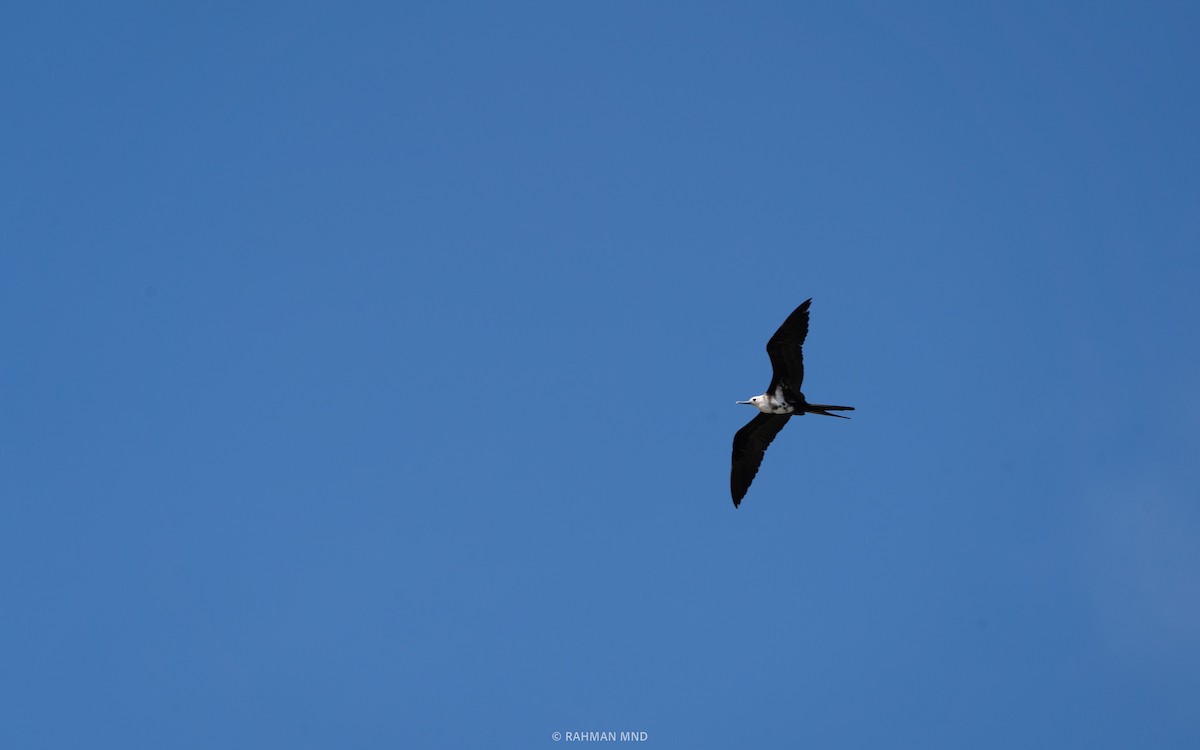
[730,413,791,507]
[765,298,811,402]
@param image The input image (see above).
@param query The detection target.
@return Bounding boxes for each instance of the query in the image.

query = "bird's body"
[731,298,853,507]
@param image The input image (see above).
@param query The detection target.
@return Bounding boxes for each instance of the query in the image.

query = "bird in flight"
[730,298,853,507]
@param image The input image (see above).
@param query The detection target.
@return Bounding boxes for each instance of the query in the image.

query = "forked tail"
[806,404,854,419]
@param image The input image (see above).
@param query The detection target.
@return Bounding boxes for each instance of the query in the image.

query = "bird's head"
[736,395,764,408]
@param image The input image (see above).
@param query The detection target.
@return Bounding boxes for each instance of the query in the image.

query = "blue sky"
[3,2,1199,747]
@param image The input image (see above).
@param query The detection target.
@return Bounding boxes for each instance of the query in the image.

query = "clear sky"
[3,2,1199,748]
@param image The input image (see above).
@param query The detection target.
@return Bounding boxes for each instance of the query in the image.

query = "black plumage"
[765,298,811,405]
[730,298,853,507]
[730,413,791,507]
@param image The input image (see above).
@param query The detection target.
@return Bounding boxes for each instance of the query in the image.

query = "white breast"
[766,387,794,414]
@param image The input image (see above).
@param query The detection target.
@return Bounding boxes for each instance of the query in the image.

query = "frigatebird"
[731,298,853,507]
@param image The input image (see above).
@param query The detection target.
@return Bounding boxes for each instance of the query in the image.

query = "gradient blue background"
[4,2,1199,747]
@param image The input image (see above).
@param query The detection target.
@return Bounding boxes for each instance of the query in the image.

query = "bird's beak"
[736,400,751,405]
